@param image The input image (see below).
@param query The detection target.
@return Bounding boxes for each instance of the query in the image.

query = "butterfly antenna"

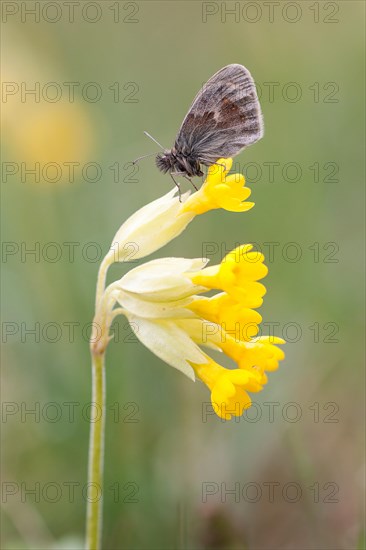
[132,152,157,165]
[144,131,165,149]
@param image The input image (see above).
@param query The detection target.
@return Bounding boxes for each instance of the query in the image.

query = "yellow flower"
[188,293,262,340]
[104,159,255,264]
[176,316,285,387]
[107,189,195,262]
[101,157,258,264]
[180,158,254,214]
[238,336,286,372]
[193,357,263,420]
[190,244,267,305]
[99,244,285,419]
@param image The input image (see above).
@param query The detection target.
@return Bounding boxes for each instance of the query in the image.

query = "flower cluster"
[93,159,285,420]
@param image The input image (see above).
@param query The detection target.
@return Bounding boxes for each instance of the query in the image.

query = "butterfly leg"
[213,162,226,170]
[183,175,198,191]
[173,171,198,192]
[170,174,182,202]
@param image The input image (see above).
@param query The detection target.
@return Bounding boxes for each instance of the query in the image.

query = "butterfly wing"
[175,64,263,165]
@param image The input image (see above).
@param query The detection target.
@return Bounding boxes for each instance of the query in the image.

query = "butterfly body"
[156,148,204,177]
[155,64,263,180]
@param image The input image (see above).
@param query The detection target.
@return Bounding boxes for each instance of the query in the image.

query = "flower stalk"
[84,157,286,546]
[86,350,106,550]
[86,258,112,550]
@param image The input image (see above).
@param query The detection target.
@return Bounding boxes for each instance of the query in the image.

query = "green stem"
[86,255,112,550]
[86,351,106,550]
[95,255,112,310]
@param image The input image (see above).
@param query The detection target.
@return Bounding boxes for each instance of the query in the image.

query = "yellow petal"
[179,158,253,215]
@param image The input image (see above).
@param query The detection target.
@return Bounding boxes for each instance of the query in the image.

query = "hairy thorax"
[156,147,204,177]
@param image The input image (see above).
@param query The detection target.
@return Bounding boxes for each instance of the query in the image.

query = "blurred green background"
[2,1,365,549]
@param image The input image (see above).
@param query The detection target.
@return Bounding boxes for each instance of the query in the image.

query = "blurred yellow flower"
[5,101,95,167]
[2,32,95,179]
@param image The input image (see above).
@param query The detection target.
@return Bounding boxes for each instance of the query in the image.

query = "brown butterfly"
[135,64,263,189]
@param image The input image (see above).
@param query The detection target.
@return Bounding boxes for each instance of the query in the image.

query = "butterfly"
[136,64,263,190]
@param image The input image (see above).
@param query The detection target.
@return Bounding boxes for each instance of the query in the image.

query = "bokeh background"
[2,1,365,549]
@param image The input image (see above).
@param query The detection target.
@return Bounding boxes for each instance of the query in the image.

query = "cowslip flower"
[98,245,285,420]
[86,156,286,548]
[105,188,194,263]
[193,357,264,420]
[103,158,253,266]
[180,157,254,215]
